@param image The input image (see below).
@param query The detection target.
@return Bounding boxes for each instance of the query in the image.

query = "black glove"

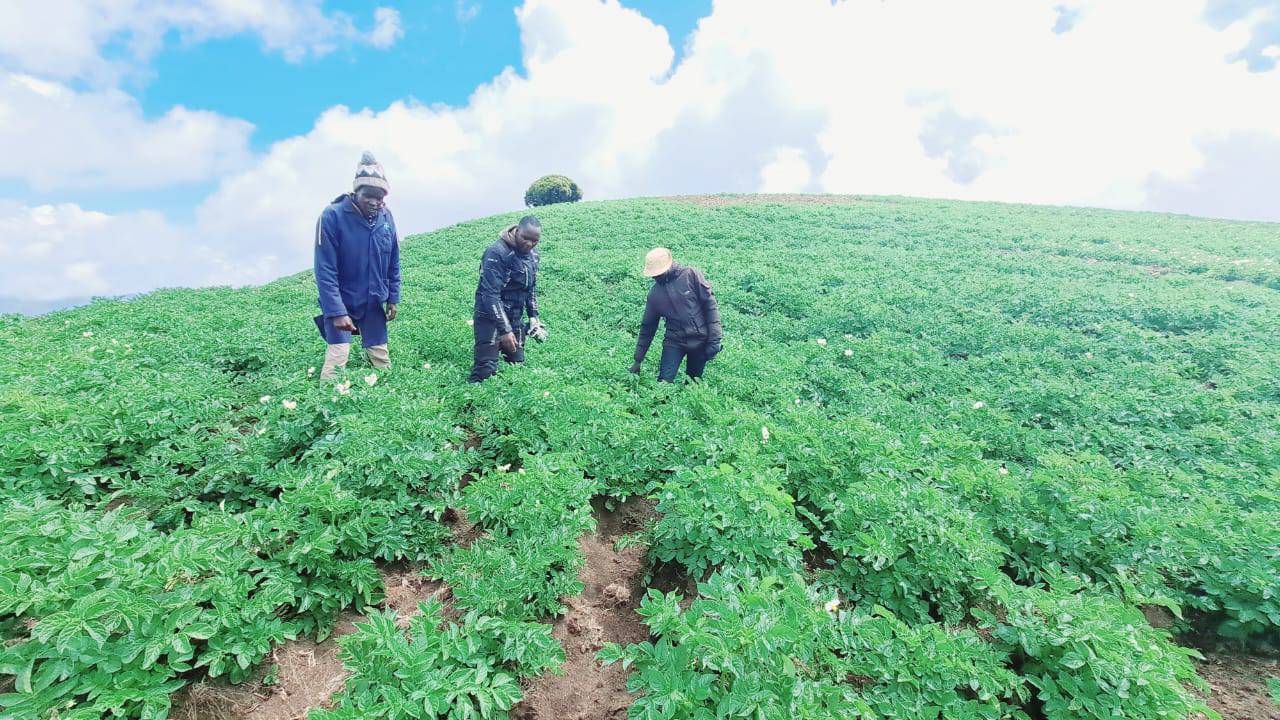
[628,361,642,374]
[706,339,722,359]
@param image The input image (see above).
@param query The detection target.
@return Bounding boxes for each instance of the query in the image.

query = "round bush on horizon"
[524,175,583,207]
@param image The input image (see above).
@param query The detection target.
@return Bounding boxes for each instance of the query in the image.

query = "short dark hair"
[519,215,541,231]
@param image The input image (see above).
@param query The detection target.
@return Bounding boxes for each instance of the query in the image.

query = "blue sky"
[6,1,708,223]
[138,1,709,148]
[0,0,1277,309]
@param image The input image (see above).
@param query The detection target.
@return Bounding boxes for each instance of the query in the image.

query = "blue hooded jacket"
[314,195,401,319]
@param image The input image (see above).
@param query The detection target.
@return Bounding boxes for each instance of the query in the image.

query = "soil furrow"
[511,497,655,720]
[170,506,475,720]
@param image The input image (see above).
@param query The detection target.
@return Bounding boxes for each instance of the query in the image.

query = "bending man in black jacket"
[469,215,546,383]
[629,247,723,382]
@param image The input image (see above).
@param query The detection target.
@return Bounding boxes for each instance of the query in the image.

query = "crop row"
[1,197,1276,718]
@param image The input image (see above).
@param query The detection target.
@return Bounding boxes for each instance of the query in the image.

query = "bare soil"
[590,494,658,539]
[443,504,483,549]
[177,613,361,720]
[511,498,654,720]
[1140,604,1175,629]
[170,612,357,720]
[170,524,467,720]
[381,563,452,627]
[170,563,450,720]
[1195,652,1279,720]
[667,193,872,208]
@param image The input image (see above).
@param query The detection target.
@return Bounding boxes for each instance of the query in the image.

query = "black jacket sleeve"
[695,270,722,342]
[634,290,661,363]
[477,247,514,334]
[525,254,539,319]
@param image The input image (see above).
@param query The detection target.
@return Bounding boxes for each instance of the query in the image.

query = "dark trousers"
[658,344,709,382]
[468,314,525,383]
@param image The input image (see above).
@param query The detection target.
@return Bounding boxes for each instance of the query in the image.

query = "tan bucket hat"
[643,247,674,277]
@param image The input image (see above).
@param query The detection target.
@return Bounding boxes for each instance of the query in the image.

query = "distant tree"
[524,175,583,207]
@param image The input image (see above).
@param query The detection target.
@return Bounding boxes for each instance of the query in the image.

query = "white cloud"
[0,1,404,83]
[758,147,812,193]
[369,7,404,49]
[7,0,1280,304]
[0,200,280,302]
[1144,131,1280,222]
[0,73,254,190]
[457,1,483,25]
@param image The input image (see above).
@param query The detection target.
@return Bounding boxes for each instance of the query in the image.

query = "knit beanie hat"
[353,151,390,193]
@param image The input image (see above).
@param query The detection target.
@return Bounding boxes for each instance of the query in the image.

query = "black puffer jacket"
[634,264,723,362]
[473,226,539,334]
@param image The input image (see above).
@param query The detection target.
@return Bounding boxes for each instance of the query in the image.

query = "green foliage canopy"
[523,174,582,207]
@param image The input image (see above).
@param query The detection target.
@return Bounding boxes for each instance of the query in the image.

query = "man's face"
[514,225,541,254]
[354,186,386,218]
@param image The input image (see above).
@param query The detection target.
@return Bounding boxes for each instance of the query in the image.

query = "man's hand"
[385,303,397,321]
[628,361,642,375]
[333,315,357,333]
[706,339,722,360]
[499,332,519,354]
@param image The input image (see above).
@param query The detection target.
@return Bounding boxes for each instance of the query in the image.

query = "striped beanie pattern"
[353,151,390,193]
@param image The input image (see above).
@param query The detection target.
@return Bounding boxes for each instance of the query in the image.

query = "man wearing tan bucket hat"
[629,248,723,382]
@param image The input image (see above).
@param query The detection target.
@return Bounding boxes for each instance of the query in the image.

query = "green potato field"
[1,195,1277,719]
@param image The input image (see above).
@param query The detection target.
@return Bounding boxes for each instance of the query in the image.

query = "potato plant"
[0,195,1276,718]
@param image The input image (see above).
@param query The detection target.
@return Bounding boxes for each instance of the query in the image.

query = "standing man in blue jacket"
[468,215,548,382]
[314,151,401,380]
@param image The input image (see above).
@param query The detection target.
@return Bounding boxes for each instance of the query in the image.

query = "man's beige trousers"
[320,343,390,379]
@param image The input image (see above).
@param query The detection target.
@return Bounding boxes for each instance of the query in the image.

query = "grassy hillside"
[1,195,1278,719]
